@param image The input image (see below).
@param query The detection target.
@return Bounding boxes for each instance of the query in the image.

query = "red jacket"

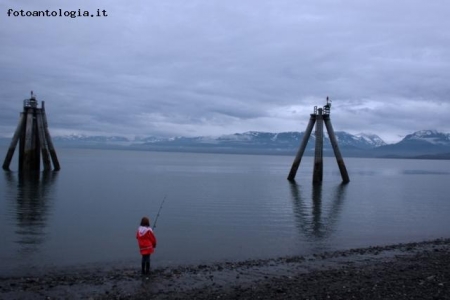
[136,226,157,255]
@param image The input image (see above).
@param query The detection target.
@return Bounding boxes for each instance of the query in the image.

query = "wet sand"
[1,238,450,299]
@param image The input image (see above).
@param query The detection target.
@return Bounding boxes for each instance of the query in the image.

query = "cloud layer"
[1,0,449,143]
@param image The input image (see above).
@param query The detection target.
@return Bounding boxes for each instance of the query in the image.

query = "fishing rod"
[152,195,167,230]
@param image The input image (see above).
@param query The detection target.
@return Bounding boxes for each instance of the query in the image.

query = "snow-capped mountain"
[354,133,387,148]
[132,131,386,156]
[53,134,129,143]
[402,130,450,145]
[52,134,131,148]
[180,131,384,149]
[44,130,450,158]
[370,130,450,158]
[332,131,386,149]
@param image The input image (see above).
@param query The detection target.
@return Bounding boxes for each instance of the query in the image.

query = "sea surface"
[1,147,450,276]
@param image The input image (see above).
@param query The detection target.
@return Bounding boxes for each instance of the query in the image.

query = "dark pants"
[141,254,151,274]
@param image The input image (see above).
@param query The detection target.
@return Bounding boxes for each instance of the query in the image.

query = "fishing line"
[152,195,167,230]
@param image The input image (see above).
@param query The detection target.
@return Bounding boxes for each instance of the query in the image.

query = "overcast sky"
[1,0,449,143]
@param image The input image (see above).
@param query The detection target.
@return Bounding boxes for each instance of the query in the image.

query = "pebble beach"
[1,238,450,299]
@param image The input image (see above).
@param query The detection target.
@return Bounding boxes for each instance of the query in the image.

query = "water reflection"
[4,171,58,253]
[289,181,347,241]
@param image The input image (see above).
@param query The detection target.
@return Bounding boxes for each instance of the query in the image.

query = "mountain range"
[42,129,450,159]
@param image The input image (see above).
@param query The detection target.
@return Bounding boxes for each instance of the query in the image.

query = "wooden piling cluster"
[2,92,60,172]
[288,97,349,183]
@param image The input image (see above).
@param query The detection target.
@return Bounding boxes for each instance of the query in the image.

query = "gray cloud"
[1,0,449,143]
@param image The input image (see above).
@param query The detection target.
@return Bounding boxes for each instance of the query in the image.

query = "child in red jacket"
[136,217,157,275]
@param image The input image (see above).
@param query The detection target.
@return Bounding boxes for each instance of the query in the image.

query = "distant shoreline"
[2,139,450,160]
[1,238,449,299]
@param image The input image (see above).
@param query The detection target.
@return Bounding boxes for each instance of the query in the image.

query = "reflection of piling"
[288,97,349,183]
[2,92,60,171]
[289,181,347,240]
[4,170,59,252]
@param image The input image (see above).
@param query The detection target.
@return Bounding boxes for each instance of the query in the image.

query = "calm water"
[1,148,450,276]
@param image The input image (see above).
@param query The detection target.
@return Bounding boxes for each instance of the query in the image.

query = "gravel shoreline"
[1,238,450,299]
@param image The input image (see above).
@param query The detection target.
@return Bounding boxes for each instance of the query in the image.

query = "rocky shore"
[1,238,450,299]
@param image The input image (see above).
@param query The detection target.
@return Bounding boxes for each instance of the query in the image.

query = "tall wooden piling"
[2,92,60,172]
[287,114,316,180]
[324,115,350,183]
[287,97,349,184]
[40,101,60,170]
[312,108,324,183]
[2,114,25,170]
[36,109,51,171]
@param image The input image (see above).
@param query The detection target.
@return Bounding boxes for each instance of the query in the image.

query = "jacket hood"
[138,226,153,236]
